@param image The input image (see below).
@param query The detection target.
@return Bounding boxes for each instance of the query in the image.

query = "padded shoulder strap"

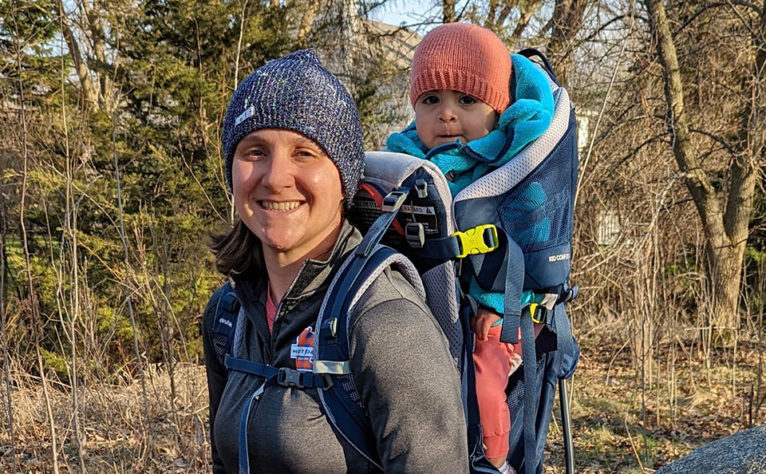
[314,189,425,471]
[212,280,240,366]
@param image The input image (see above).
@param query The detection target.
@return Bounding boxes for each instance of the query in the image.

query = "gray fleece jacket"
[202,222,469,473]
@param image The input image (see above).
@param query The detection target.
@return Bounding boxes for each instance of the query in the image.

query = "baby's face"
[414,90,498,149]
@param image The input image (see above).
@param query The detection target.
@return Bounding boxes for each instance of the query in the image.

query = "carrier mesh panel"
[453,87,576,290]
[338,374,364,407]
[507,375,525,415]
[454,88,571,202]
[422,263,463,364]
[499,141,574,254]
[505,353,546,416]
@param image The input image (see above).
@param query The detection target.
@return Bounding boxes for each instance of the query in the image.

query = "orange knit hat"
[410,23,511,114]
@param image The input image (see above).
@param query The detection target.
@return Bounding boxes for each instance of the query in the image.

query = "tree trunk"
[443,0,455,23]
[59,7,99,110]
[546,0,589,87]
[646,0,760,339]
[707,243,744,335]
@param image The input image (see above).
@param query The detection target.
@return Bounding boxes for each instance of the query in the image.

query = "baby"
[386,23,553,473]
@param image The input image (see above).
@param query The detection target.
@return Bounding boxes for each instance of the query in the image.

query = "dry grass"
[1,334,763,473]
[544,333,764,473]
[1,363,210,473]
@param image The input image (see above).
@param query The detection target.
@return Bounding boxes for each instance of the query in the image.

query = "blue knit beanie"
[222,49,364,208]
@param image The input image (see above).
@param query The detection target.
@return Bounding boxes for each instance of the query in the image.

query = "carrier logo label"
[354,200,435,215]
[401,204,435,215]
[291,326,314,372]
[548,253,571,262]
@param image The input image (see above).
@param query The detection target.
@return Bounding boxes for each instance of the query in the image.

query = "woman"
[202,49,468,473]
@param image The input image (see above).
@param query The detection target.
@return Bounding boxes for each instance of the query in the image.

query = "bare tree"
[1,192,18,473]
[545,0,590,86]
[644,0,764,337]
[12,10,60,471]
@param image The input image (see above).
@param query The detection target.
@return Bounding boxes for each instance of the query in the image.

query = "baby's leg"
[473,324,512,468]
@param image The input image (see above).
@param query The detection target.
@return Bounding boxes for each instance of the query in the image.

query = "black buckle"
[277,367,304,388]
[565,285,578,303]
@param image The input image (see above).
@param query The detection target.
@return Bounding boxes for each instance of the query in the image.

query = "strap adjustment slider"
[405,223,425,248]
[382,189,407,212]
[529,303,547,324]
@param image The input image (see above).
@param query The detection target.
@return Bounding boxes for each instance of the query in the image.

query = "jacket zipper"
[269,260,307,358]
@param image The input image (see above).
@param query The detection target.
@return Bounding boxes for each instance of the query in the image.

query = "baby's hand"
[470,308,502,341]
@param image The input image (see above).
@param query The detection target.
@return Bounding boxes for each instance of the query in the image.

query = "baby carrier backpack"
[211,49,579,474]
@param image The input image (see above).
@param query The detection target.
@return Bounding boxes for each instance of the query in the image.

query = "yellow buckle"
[529,303,546,324]
[451,224,499,258]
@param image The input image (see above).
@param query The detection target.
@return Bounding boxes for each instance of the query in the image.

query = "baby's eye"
[459,95,478,105]
[421,95,439,105]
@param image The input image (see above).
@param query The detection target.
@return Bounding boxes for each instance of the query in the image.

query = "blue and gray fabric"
[222,49,364,207]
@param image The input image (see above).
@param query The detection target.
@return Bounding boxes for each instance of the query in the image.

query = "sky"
[367,0,443,33]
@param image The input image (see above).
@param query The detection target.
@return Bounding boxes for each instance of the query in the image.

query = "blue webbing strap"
[226,355,333,473]
[519,304,539,474]
[319,247,399,471]
[461,303,483,456]
[419,235,462,261]
[499,236,524,345]
[226,356,332,389]
[314,193,411,470]
[553,305,576,379]
[497,232,538,474]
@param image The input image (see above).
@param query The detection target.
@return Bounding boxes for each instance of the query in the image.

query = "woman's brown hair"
[208,220,263,276]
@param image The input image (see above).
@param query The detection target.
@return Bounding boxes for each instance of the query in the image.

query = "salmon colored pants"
[473,323,542,459]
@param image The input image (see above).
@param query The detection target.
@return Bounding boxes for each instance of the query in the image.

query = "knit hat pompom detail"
[222,49,364,208]
[410,23,511,114]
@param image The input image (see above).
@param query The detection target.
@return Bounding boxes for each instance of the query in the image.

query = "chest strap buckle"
[276,367,334,390]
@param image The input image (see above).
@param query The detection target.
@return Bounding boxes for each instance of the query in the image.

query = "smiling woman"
[202,49,468,473]
[231,129,344,281]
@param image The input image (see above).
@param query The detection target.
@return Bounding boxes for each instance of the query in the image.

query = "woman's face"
[232,129,344,263]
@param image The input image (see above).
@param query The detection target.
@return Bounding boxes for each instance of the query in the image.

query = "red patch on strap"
[290,326,315,372]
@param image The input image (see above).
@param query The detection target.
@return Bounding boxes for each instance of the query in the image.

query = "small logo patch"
[290,326,315,372]
[548,253,571,262]
[235,106,255,126]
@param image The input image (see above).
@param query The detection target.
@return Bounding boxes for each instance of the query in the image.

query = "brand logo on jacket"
[291,326,315,372]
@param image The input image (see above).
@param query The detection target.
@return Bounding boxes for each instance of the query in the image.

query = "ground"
[1,335,763,473]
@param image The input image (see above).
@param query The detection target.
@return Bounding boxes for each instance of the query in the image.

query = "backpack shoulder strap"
[313,191,425,471]
[211,279,241,366]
